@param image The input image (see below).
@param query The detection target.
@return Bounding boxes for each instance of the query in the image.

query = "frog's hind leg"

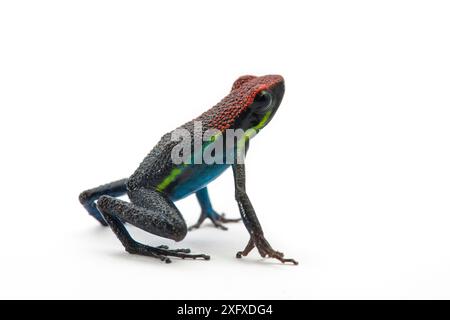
[79,178,128,226]
[96,188,210,263]
[188,187,241,231]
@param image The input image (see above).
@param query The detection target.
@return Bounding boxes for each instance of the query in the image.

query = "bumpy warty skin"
[97,189,187,242]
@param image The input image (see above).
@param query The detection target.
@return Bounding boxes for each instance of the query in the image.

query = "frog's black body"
[127,131,230,202]
[79,75,297,264]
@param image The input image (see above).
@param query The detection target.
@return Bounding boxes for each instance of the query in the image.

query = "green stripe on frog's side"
[157,111,272,192]
[156,167,183,191]
[156,133,222,192]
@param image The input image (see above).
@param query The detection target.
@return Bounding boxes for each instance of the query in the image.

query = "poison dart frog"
[79,75,298,264]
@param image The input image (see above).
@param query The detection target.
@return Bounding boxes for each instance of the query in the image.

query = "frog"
[79,74,298,265]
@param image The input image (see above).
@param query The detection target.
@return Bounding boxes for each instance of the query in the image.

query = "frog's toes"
[188,210,241,231]
[217,213,242,224]
[154,246,209,261]
[209,212,241,230]
[210,218,228,231]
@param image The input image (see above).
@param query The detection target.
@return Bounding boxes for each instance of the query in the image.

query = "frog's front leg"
[232,163,298,265]
[188,187,241,231]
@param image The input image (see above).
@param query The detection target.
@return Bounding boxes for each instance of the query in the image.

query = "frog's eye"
[253,90,273,114]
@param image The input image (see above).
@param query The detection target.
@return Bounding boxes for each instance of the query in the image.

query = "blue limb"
[79,178,128,225]
[188,187,241,231]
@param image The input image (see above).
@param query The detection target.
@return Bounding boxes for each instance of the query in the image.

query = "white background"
[1,1,449,299]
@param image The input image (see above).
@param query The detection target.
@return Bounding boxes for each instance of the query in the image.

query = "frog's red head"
[204,75,285,133]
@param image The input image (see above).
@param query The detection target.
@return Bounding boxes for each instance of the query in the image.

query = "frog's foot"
[127,243,210,264]
[236,237,298,265]
[188,210,241,231]
[156,245,190,253]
